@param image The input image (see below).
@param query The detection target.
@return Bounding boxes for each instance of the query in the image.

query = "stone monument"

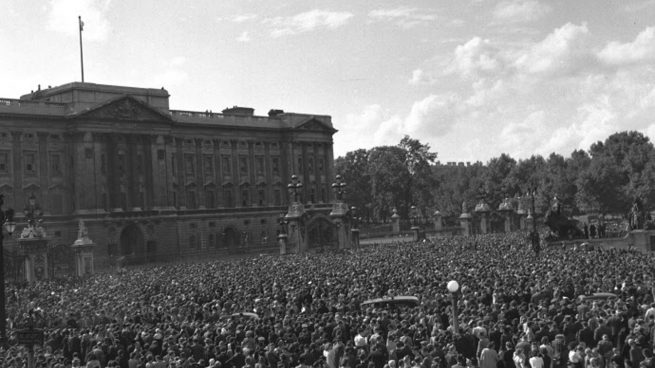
[71,220,96,276]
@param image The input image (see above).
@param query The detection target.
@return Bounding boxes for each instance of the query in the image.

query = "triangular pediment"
[296,118,336,133]
[74,96,172,122]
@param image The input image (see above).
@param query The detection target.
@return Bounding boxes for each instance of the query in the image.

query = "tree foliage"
[334,131,655,223]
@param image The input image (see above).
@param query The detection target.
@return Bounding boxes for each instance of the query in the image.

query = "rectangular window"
[258,188,265,206]
[222,156,232,177]
[308,157,314,174]
[171,153,177,176]
[102,192,108,211]
[274,188,281,206]
[223,188,233,207]
[206,190,215,208]
[186,190,196,209]
[0,151,9,175]
[255,156,264,176]
[271,157,280,177]
[184,154,195,177]
[24,151,38,177]
[239,156,248,177]
[297,156,303,173]
[49,153,62,177]
[318,158,325,173]
[241,188,249,206]
[203,155,214,178]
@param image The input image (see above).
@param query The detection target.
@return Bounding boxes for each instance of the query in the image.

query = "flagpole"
[78,15,85,83]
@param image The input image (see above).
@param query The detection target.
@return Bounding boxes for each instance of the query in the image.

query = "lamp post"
[410,205,422,241]
[331,174,346,202]
[285,175,306,254]
[350,206,360,249]
[330,175,350,249]
[288,175,303,203]
[447,280,460,334]
[0,194,16,347]
[527,188,540,255]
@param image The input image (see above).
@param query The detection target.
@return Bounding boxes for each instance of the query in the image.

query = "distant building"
[0,82,337,272]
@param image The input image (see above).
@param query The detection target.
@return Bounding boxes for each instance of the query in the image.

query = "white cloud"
[404,94,460,137]
[513,22,591,75]
[493,0,551,23]
[47,0,111,42]
[265,10,354,38]
[409,69,437,85]
[597,27,655,65]
[404,23,655,162]
[236,32,251,42]
[641,86,655,109]
[337,94,460,155]
[497,110,576,158]
[446,37,502,78]
[368,7,438,28]
[232,14,258,23]
[335,105,398,154]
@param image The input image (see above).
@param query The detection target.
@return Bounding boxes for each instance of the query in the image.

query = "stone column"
[351,228,360,249]
[285,212,306,253]
[391,208,400,234]
[480,213,489,234]
[278,233,288,255]
[459,214,472,236]
[18,239,49,283]
[71,220,96,277]
[526,210,534,231]
[433,210,443,232]
[330,202,350,250]
[474,201,491,234]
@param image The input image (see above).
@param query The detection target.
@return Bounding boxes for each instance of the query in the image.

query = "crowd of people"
[2,232,655,368]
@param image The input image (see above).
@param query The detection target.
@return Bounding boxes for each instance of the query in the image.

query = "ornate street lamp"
[350,206,361,249]
[287,175,303,203]
[331,174,346,201]
[526,187,540,255]
[0,194,16,347]
[447,280,460,334]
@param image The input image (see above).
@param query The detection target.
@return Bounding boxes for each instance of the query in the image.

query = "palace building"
[0,82,337,275]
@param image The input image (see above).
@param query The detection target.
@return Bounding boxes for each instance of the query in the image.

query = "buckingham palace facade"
[0,82,337,270]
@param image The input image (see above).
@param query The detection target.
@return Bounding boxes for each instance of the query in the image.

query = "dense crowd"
[3,232,655,368]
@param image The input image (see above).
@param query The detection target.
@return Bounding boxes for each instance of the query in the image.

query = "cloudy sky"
[2,0,655,163]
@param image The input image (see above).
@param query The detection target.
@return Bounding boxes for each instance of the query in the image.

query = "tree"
[481,153,516,208]
[541,153,578,215]
[334,149,372,219]
[368,145,411,220]
[576,131,655,215]
[398,136,438,214]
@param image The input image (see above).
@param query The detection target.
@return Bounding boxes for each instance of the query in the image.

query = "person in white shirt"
[529,351,545,368]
